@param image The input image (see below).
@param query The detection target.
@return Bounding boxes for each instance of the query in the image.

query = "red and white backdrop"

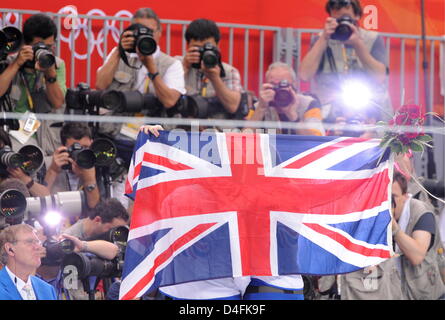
[1,0,444,115]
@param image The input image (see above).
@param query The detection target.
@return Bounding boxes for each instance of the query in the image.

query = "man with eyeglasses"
[0,224,57,300]
[299,0,391,122]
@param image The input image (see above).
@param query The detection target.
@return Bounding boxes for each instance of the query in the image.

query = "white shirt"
[100,46,186,95]
[4,266,37,300]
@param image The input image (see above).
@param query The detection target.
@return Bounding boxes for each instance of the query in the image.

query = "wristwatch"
[45,76,57,83]
[85,183,97,192]
[147,71,159,81]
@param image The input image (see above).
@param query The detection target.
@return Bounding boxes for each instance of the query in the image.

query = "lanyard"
[341,45,357,73]
[199,73,209,97]
[144,76,150,94]
[19,71,38,111]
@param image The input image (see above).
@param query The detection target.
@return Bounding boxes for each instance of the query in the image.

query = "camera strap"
[118,45,141,70]
[19,70,38,111]
[326,46,338,74]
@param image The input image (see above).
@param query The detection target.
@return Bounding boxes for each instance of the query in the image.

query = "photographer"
[62,198,128,300]
[0,13,66,154]
[44,122,100,210]
[178,18,242,118]
[95,8,185,133]
[250,62,325,136]
[299,0,391,120]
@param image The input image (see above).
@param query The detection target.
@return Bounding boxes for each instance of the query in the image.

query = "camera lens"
[75,149,96,169]
[0,151,25,169]
[91,138,117,167]
[331,15,354,41]
[35,48,56,69]
[137,36,157,56]
[18,145,44,175]
[0,189,27,218]
[0,26,23,54]
[202,51,218,68]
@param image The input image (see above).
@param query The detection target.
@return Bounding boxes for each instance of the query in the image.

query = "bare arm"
[95,47,121,90]
[62,234,119,260]
[393,220,431,266]
[0,45,33,96]
[299,18,336,82]
[41,65,64,109]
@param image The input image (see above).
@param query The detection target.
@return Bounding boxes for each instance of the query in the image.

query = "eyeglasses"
[328,0,352,9]
[13,239,42,247]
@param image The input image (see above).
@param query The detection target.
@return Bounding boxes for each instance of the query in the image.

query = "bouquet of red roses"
[378,104,433,155]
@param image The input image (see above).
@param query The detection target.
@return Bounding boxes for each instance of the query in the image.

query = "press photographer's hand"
[183,46,201,73]
[322,17,338,40]
[202,62,221,81]
[258,83,276,109]
[14,45,33,68]
[50,146,70,172]
[344,22,362,47]
[120,30,135,51]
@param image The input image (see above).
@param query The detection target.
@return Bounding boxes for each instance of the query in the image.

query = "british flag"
[119,130,393,300]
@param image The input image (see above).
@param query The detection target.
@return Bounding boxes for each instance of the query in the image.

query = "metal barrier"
[0,8,281,92]
[1,8,443,113]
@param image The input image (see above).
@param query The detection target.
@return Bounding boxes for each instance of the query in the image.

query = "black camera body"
[331,15,356,41]
[42,238,75,266]
[270,80,294,108]
[66,83,106,113]
[61,143,96,171]
[23,42,56,69]
[175,93,249,120]
[125,23,157,56]
[192,42,221,69]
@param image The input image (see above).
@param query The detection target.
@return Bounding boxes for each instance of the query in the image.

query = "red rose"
[404,132,419,139]
[395,114,410,125]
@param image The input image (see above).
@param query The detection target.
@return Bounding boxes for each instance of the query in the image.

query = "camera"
[23,42,56,69]
[61,225,129,282]
[0,26,23,74]
[0,144,44,177]
[61,142,96,171]
[0,26,23,55]
[174,93,249,120]
[101,90,164,116]
[41,238,75,266]
[331,15,355,41]
[0,190,86,227]
[65,83,106,113]
[124,23,157,56]
[90,138,117,167]
[269,80,295,108]
[192,42,221,69]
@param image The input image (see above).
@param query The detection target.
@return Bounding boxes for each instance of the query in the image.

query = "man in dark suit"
[0,224,57,300]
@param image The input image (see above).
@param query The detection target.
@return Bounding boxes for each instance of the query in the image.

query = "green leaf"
[410,140,424,152]
[417,135,433,142]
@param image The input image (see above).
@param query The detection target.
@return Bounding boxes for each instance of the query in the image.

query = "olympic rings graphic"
[57,5,132,60]
[1,6,132,60]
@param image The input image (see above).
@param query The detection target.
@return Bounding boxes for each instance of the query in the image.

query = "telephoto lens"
[0,146,25,169]
[0,26,23,54]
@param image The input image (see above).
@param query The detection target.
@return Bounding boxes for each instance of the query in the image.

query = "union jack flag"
[119,130,393,300]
